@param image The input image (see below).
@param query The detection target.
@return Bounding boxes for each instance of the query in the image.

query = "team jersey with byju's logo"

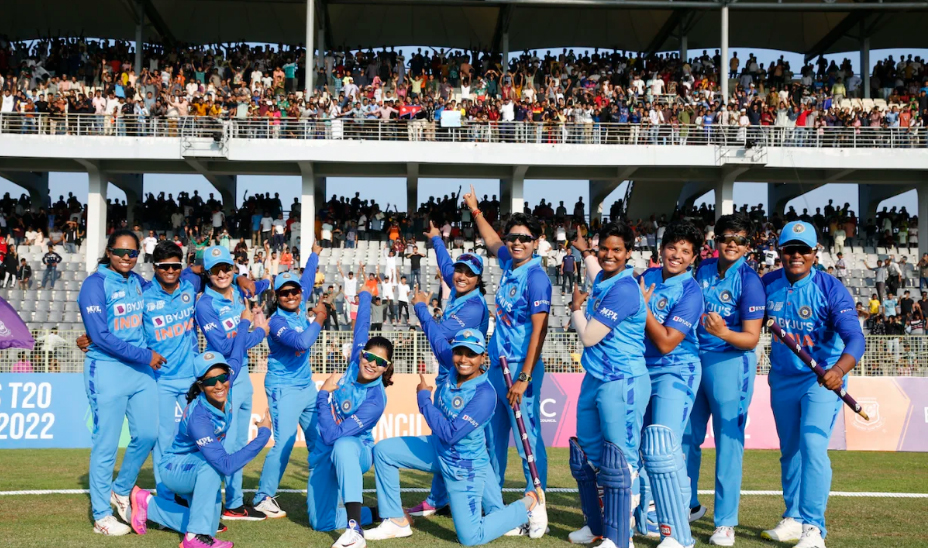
[196,279,270,383]
[165,322,270,475]
[490,247,551,365]
[267,253,322,387]
[432,235,489,339]
[638,267,704,366]
[581,265,647,381]
[78,265,152,367]
[695,257,766,354]
[141,268,204,380]
[314,292,386,450]
[762,268,865,376]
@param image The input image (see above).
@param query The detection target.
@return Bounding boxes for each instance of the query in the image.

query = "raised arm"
[301,242,322,303]
[350,290,373,364]
[462,184,504,256]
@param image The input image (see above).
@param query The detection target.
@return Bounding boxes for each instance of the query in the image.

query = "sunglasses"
[209,264,234,275]
[199,372,230,387]
[109,248,139,258]
[278,287,301,298]
[504,233,537,244]
[155,262,183,271]
[781,245,814,255]
[716,234,750,246]
[362,351,391,368]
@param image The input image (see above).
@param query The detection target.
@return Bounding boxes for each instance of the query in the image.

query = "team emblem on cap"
[452,396,464,409]
[463,330,472,339]
[283,273,291,279]
[720,290,733,303]
[793,224,806,233]
[657,297,668,310]
[212,248,222,256]
[799,306,813,319]
[204,352,215,360]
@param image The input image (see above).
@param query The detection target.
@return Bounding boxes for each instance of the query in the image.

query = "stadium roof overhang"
[5,0,928,57]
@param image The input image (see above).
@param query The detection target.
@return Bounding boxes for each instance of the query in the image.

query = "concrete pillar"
[676,180,715,211]
[299,163,317,252]
[715,178,734,219]
[860,23,870,99]
[134,0,144,76]
[108,174,143,228]
[0,171,49,211]
[85,166,108,273]
[628,181,687,221]
[214,176,237,215]
[590,179,622,223]
[720,6,729,105]
[919,184,928,257]
[305,0,315,93]
[406,163,419,214]
[858,183,915,223]
[502,33,510,72]
[680,34,688,63]
[504,166,526,215]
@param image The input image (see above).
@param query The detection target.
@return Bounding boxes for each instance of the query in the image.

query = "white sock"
[185,533,196,540]
[521,495,534,511]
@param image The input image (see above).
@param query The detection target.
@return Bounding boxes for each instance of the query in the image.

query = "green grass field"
[0,448,926,547]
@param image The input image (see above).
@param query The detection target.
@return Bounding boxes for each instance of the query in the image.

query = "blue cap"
[450,328,487,354]
[778,221,818,249]
[453,253,484,276]
[203,246,234,271]
[194,351,230,379]
[273,271,302,291]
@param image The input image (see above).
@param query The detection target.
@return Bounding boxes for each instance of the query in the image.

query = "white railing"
[1,113,926,149]
[5,330,926,377]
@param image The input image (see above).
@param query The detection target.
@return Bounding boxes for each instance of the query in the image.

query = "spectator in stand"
[405,245,425,287]
[865,258,888,301]
[920,254,928,291]
[17,258,32,289]
[142,230,158,263]
[38,243,62,289]
[883,293,898,318]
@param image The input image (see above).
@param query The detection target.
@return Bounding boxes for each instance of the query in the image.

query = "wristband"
[471,208,482,217]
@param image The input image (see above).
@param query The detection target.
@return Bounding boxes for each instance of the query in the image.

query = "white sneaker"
[598,539,618,548]
[333,520,367,548]
[689,505,707,523]
[795,524,826,548]
[255,496,287,519]
[365,519,412,540]
[110,491,130,523]
[761,517,803,542]
[504,524,528,537]
[93,515,131,536]
[526,493,548,539]
[710,526,735,546]
[568,525,600,544]
[657,537,694,548]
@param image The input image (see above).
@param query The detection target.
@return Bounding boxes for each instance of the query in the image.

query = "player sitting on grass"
[366,319,547,545]
[125,307,272,548]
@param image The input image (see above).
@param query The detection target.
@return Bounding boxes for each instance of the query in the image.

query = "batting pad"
[641,425,694,548]
[569,437,603,537]
[599,441,631,547]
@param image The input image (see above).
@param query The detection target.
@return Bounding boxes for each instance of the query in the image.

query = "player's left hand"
[76,334,92,353]
[821,367,844,391]
[703,312,729,337]
[312,241,323,255]
[417,373,433,394]
[320,373,340,393]
[639,278,656,303]
[236,275,257,298]
[508,380,528,407]
[570,286,588,312]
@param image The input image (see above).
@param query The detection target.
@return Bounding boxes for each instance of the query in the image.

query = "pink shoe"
[130,486,150,535]
[180,533,234,548]
[406,499,443,517]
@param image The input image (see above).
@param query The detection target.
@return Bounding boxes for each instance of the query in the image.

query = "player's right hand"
[320,373,339,393]
[255,408,272,430]
[76,334,92,353]
[417,374,433,394]
[149,351,167,371]
[570,286,588,312]
[411,290,430,307]
[639,278,656,303]
[424,220,441,239]
[462,184,479,210]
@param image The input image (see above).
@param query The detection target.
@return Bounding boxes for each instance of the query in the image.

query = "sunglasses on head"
[362,351,391,368]
[278,287,301,298]
[781,245,814,255]
[209,264,234,275]
[199,372,230,387]
[504,233,537,244]
[109,248,139,259]
[716,234,750,246]
[155,262,183,271]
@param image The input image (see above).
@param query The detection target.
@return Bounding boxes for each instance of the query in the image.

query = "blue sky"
[2,47,923,218]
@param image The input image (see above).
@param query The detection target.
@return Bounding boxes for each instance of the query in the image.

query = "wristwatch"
[517,371,532,383]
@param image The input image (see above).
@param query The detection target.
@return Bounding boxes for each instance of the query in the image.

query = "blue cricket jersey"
[581,265,647,380]
[639,267,704,366]
[314,293,386,450]
[78,265,153,367]
[763,268,865,376]
[266,253,322,387]
[165,320,271,476]
[695,257,766,354]
[196,279,271,383]
[140,268,204,380]
[431,235,490,339]
[490,247,551,365]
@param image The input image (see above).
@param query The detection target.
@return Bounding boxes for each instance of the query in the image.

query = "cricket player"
[760,221,864,548]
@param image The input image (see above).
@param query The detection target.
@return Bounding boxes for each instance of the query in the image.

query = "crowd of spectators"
[2,37,928,145]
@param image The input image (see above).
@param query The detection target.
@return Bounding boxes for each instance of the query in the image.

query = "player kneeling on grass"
[760,222,864,548]
[366,328,547,546]
[307,288,392,548]
[126,309,273,548]
[568,222,649,548]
